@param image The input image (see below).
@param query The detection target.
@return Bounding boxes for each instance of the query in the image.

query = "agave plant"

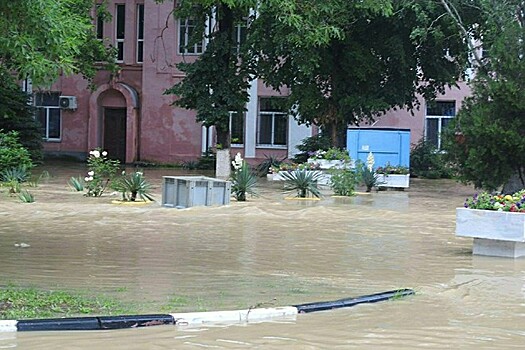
[230,155,258,201]
[280,169,323,198]
[113,171,154,202]
[256,154,287,177]
[1,166,29,183]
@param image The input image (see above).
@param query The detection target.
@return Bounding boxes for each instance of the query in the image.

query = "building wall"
[40,1,470,164]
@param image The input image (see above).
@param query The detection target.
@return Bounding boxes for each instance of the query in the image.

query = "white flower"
[92,150,100,158]
[122,170,126,175]
[89,150,95,155]
[136,172,143,176]
[84,176,89,182]
[88,176,93,181]
[366,152,375,172]
[85,176,94,182]
[102,151,108,156]
[88,171,94,176]
[232,152,243,170]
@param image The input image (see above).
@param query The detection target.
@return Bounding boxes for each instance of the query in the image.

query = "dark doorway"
[104,108,127,163]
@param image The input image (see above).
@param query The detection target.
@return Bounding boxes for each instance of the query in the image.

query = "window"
[178,18,204,54]
[116,4,125,62]
[257,98,287,147]
[229,112,244,145]
[425,101,455,150]
[232,19,248,54]
[35,92,61,141]
[96,4,104,40]
[136,4,144,63]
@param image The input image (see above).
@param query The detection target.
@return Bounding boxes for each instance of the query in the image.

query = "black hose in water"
[293,288,415,314]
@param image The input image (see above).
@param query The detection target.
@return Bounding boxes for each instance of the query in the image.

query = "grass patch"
[0,285,130,320]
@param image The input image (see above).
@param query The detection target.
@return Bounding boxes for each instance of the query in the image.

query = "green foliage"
[281,169,323,198]
[0,69,43,161]
[292,134,332,163]
[410,139,452,179]
[310,147,350,161]
[376,163,410,175]
[256,154,287,176]
[0,130,33,176]
[0,285,128,320]
[441,1,525,191]
[0,0,116,86]
[68,176,84,191]
[196,149,216,170]
[0,165,30,183]
[355,160,382,192]
[464,190,525,212]
[329,169,359,196]
[254,1,470,146]
[18,190,34,203]
[230,158,258,201]
[113,171,154,202]
[84,149,120,197]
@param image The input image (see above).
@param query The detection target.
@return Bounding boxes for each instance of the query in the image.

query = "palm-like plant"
[281,169,323,198]
[113,171,154,202]
[231,161,258,201]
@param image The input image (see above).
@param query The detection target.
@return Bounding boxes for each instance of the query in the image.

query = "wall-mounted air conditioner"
[59,96,77,110]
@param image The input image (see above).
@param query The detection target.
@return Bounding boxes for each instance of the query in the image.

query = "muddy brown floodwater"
[1,161,525,349]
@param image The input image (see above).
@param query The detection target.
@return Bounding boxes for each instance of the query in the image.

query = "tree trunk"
[502,169,525,195]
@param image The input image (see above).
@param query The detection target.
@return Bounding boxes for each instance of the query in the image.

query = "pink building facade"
[36,1,470,164]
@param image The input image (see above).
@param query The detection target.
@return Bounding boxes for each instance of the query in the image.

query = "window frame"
[256,98,288,148]
[178,18,205,55]
[229,111,245,146]
[115,4,126,62]
[34,92,62,142]
[425,100,456,150]
[136,3,144,63]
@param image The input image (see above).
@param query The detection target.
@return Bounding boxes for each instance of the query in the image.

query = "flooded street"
[1,162,525,348]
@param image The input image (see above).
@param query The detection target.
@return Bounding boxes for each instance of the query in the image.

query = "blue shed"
[346,128,410,168]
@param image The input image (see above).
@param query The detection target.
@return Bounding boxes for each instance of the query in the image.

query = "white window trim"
[256,111,287,148]
[425,101,456,150]
[178,18,205,55]
[115,4,125,63]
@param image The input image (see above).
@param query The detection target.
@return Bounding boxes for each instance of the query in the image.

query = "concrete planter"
[456,208,525,258]
[307,159,353,169]
[376,174,410,188]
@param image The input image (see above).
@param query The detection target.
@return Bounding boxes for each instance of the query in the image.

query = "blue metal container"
[346,128,410,168]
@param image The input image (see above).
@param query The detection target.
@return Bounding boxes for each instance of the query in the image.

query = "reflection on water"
[1,162,525,348]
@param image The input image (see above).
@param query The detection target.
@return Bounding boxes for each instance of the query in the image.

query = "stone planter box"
[307,159,353,170]
[267,171,331,185]
[376,174,410,188]
[456,208,525,258]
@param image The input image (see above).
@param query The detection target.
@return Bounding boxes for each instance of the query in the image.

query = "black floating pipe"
[17,314,175,332]
[293,288,415,314]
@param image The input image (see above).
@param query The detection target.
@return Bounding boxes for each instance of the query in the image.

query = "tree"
[252,1,472,147]
[164,0,392,148]
[0,0,115,86]
[0,68,42,161]
[443,0,525,192]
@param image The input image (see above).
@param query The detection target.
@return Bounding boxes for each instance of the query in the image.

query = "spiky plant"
[281,169,323,198]
[231,161,258,201]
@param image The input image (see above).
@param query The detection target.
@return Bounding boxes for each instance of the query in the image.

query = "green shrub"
[256,154,287,176]
[330,169,359,196]
[0,130,33,174]
[292,134,332,163]
[281,169,323,198]
[231,153,258,201]
[112,170,154,202]
[410,138,452,179]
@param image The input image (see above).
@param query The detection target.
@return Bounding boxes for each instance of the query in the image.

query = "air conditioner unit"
[59,96,77,110]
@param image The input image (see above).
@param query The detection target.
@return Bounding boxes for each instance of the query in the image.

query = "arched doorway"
[88,83,140,163]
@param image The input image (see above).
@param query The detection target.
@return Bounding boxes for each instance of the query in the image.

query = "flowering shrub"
[84,149,120,197]
[375,163,410,175]
[308,147,350,161]
[230,153,257,201]
[464,190,525,212]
